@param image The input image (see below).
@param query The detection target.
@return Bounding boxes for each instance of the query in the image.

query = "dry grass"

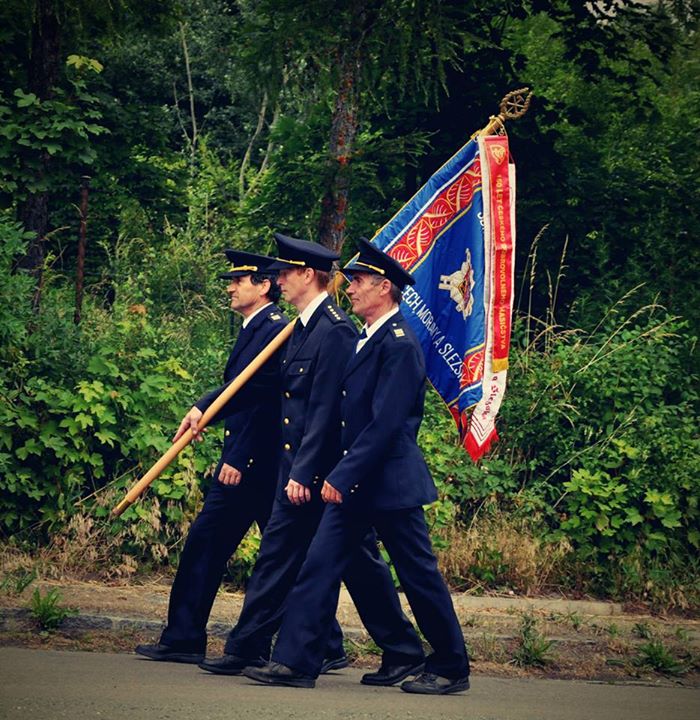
[0,481,202,583]
[435,513,572,595]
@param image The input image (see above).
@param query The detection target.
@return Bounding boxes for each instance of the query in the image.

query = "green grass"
[633,640,689,676]
[28,588,77,631]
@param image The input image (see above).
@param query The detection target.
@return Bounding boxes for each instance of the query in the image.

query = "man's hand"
[173,406,206,443]
[321,481,343,504]
[285,479,311,505]
[218,463,242,486]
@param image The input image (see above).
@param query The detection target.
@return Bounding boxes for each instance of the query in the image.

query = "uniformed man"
[199,233,425,681]
[245,238,471,694]
[135,250,288,664]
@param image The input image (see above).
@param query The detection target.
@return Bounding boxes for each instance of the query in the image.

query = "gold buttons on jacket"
[284,391,291,398]
[225,430,231,437]
[284,443,291,451]
[343,450,348,456]
[341,420,345,427]
[298,367,304,373]
[284,418,290,425]
[341,390,346,397]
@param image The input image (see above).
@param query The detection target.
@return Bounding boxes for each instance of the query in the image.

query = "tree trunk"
[317,44,361,254]
[18,0,62,309]
[74,176,90,324]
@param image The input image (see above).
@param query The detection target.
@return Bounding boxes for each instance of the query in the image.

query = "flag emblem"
[490,145,507,164]
[438,249,475,319]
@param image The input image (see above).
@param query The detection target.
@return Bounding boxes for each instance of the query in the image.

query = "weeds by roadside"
[633,639,692,677]
[28,588,77,631]
[1,568,36,596]
[512,613,554,668]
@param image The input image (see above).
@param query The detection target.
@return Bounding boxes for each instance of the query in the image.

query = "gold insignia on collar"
[270,313,281,320]
[393,328,405,338]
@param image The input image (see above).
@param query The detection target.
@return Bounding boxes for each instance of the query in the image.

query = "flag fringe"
[464,427,499,461]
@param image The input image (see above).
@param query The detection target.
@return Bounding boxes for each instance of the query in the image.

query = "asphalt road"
[1,647,698,720]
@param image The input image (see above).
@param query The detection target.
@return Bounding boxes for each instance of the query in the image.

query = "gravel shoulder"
[1,577,698,686]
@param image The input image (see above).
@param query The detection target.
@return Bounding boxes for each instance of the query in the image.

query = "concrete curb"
[0,608,372,641]
[339,588,624,617]
[0,592,625,637]
[4,605,697,648]
[450,594,624,616]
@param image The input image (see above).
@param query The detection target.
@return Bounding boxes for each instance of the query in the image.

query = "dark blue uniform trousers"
[159,477,273,653]
[225,497,424,664]
[272,503,470,679]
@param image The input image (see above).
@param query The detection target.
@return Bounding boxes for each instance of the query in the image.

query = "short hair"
[388,282,403,304]
[250,272,281,303]
[370,274,402,304]
[313,269,330,289]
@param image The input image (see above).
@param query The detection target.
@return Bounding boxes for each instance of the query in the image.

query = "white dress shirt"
[241,301,273,329]
[356,306,399,353]
[298,291,329,326]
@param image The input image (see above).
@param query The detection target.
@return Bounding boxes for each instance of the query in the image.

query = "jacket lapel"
[224,306,271,378]
[283,302,325,367]
[342,320,393,381]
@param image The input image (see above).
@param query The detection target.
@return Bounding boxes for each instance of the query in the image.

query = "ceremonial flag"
[370,134,516,460]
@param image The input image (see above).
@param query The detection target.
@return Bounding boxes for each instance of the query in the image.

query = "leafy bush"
[0,221,229,568]
[422,289,699,607]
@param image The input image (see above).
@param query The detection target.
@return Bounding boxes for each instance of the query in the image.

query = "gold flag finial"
[477,87,533,137]
[500,87,532,121]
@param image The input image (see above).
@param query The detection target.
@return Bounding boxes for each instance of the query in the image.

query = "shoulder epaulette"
[268,310,283,322]
[390,321,406,339]
[324,303,345,323]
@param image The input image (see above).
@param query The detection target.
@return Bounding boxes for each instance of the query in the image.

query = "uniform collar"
[298,291,328,326]
[359,306,399,341]
[241,301,273,329]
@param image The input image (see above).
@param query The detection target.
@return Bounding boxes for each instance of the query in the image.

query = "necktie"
[355,328,368,354]
[286,320,305,359]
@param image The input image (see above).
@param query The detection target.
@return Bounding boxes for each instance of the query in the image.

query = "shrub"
[0,224,228,569]
[422,288,699,607]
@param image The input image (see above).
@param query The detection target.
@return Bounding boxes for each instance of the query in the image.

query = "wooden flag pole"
[111,319,296,517]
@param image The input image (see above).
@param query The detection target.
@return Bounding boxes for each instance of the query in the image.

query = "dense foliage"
[1,0,698,606]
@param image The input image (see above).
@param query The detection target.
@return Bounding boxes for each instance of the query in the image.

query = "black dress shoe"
[360,661,425,686]
[134,643,204,664]
[198,653,266,675]
[320,655,349,674]
[243,662,315,688]
[401,672,470,695]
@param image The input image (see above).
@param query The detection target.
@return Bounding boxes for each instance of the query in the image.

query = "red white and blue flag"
[370,134,516,460]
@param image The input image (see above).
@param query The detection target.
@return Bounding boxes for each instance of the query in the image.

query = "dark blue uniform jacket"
[278,299,357,498]
[195,305,288,482]
[326,311,437,511]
